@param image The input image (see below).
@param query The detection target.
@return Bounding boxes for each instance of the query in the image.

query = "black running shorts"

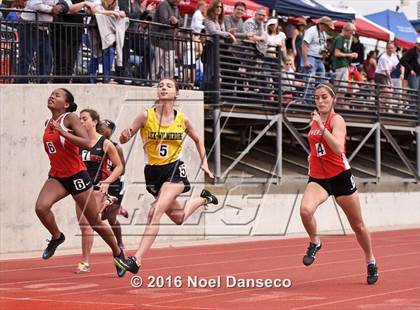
[50,170,93,195]
[308,169,357,197]
[144,160,191,197]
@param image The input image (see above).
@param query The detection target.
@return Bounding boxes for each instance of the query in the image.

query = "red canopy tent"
[334,16,394,42]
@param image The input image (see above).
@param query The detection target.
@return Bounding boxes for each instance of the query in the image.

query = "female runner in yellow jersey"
[114,78,218,274]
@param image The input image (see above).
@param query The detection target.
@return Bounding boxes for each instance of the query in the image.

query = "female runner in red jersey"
[36,88,125,275]
[300,83,378,285]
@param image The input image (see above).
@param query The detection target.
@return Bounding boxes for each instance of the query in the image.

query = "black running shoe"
[303,241,322,266]
[367,263,379,285]
[42,232,65,259]
[200,189,218,205]
[115,249,126,278]
[114,256,140,274]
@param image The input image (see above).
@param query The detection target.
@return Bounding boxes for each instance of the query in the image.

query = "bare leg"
[335,192,375,262]
[300,182,329,243]
[104,204,124,247]
[75,205,94,264]
[73,188,120,257]
[134,182,184,264]
[35,179,69,240]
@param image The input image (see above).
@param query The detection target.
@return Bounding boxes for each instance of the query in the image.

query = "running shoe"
[105,194,118,206]
[42,232,65,259]
[119,205,129,218]
[115,249,127,278]
[367,263,379,285]
[114,256,140,274]
[303,241,322,266]
[74,261,90,274]
[200,189,218,205]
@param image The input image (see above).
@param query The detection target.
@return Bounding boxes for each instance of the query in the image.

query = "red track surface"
[0,229,419,310]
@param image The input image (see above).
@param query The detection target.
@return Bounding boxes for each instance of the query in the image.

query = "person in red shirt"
[36,88,125,276]
[300,83,378,285]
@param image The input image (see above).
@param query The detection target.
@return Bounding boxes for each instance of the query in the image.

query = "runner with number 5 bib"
[114,78,218,274]
[36,88,125,276]
[300,83,379,285]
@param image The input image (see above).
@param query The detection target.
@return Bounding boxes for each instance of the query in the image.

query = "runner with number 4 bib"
[114,78,218,274]
[36,88,125,276]
[300,83,379,285]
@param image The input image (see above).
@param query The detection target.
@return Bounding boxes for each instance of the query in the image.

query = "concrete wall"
[0,84,419,257]
[0,84,205,255]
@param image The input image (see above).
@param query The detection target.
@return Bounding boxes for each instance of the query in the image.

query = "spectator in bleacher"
[266,18,286,58]
[351,34,365,67]
[400,37,420,91]
[16,0,67,83]
[203,0,235,42]
[332,22,358,107]
[191,0,206,34]
[390,47,405,96]
[150,0,183,80]
[87,0,126,83]
[292,18,306,71]
[51,0,89,83]
[202,0,236,95]
[375,43,399,110]
[3,0,27,20]
[224,2,253,41]
[126,0,156,84]
[281,56,304,103]
[375,42,398,87]
[243,6,267,52]
[301,16,334,78]
[364,50,377,83]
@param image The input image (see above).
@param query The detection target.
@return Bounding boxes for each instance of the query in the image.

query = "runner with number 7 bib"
[36,88,125,276]
[114,78,218,275]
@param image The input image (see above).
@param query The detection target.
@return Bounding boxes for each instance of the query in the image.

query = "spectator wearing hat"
[400,37,420,91]
[266,18,286,57]
[292,18,307,71]
[301,16,334,78]
[332,22,358,106]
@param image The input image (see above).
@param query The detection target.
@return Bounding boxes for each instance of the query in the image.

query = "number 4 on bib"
[315,143,326,157]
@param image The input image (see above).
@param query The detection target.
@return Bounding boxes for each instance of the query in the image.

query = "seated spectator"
[191,0,206,33]
[224,1,252,41]
[281,56,304,103]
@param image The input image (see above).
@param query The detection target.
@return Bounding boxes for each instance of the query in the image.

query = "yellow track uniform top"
[141,108,186,165]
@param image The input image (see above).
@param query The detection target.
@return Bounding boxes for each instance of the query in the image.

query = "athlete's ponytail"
[60,88,78,112]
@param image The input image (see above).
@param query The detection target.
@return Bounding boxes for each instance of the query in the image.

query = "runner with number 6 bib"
[300,83,379,285]
[114,78,218,274]
[36,88,125,276]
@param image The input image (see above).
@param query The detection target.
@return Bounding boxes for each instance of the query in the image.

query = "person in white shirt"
[301,16,334,77]
[375,42,399,87]
[191,0,206,33]
[266,18,286,58]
